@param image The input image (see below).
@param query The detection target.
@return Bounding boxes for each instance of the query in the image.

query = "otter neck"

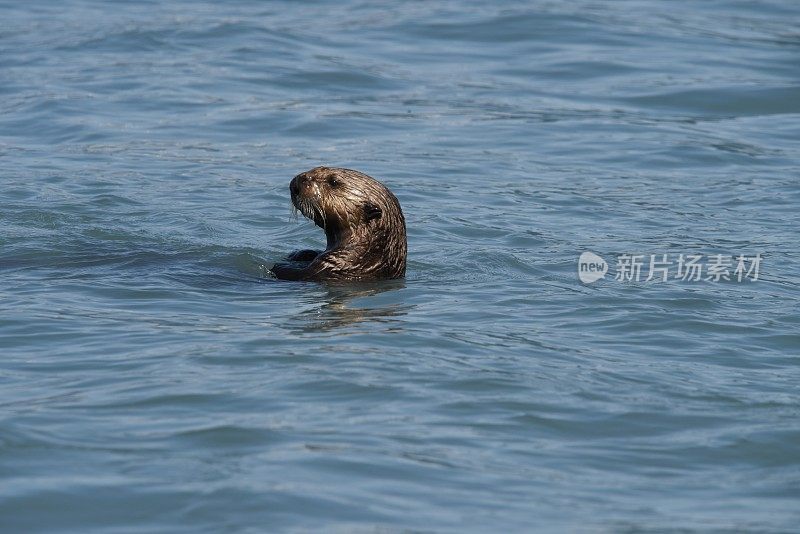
[321,220,352,251]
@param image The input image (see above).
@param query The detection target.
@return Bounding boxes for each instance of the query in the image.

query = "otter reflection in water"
[271,167,407,282]
[284,279,410,333]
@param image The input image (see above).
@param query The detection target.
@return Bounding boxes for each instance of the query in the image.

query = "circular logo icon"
[578,251,608,284]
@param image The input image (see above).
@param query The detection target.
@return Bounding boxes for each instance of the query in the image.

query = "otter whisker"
[316,203,327,230]
[298,198,310,220]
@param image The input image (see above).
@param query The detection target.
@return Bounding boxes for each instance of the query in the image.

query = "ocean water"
[2,0,799,531]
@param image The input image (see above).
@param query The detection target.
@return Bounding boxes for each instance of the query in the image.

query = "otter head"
[288,166,406,279]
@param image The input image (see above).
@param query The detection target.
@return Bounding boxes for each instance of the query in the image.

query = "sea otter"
[271,167,406,281]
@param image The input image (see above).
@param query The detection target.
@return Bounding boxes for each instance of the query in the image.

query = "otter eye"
[327,175,340,187]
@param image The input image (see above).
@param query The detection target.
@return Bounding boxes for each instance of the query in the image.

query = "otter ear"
[363,202,382,222]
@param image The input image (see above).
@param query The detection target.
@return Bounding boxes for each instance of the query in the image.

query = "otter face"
[289,167,400,235]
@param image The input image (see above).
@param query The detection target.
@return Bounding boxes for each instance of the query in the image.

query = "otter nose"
[290,173,307,197]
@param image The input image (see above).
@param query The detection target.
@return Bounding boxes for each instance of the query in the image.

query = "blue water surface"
[2,1,799,531]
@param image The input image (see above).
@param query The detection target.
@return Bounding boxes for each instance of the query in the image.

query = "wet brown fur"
[271,167,406,281]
